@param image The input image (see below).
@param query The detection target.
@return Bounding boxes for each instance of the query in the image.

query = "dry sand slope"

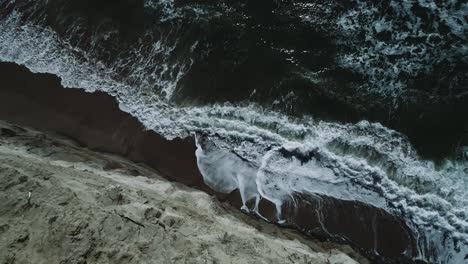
[0,120,368,264]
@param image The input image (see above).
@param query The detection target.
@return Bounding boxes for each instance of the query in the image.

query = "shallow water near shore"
[0,1,467,263]
[0,119,369,264]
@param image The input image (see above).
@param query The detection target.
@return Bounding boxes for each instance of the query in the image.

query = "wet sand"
[0,120,367,264]
[0,62,419,263]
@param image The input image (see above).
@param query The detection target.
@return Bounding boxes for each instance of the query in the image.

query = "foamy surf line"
[1,3,467,264]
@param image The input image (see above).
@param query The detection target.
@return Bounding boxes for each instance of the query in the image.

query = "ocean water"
[0,0,467,263]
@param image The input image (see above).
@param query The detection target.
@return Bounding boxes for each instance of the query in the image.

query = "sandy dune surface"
[0,121,367,264]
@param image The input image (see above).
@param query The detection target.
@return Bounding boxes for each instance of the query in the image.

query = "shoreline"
[0,119,367,263]
[0,61,420,263]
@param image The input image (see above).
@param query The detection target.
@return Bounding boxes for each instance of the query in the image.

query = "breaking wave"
[1,1,467,263]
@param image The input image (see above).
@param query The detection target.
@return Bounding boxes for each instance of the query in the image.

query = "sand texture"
[0,121,367,264]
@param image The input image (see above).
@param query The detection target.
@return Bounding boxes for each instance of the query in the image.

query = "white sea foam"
[0,5,467,263]
[144,0,179,22]
[336,0,467,100]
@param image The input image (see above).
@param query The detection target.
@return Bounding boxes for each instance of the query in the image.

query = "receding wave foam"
[1,4,467,263]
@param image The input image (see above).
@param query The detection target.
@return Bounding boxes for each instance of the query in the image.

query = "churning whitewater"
[0,0,467,263]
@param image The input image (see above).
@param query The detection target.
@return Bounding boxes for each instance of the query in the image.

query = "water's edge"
[1,61,422,263]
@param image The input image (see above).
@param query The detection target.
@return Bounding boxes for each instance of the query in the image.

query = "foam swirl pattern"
[1,1,467,263]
